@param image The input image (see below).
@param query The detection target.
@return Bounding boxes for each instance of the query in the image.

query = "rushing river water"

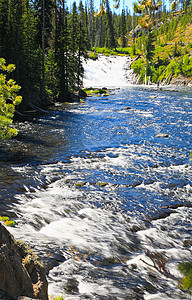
[0,86,192,299]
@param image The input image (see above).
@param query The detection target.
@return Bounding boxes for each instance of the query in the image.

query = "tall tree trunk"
[42,0,46,106]
[89,0,94,47]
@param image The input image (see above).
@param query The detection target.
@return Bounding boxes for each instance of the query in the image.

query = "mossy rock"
[65,179,72,183]
[75,181,87,187]
[97,182,107,187]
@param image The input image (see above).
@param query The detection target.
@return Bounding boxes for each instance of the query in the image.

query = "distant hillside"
[131,9,192,86]
[91,8,192,86]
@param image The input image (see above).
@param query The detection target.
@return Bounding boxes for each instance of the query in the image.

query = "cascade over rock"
[83,54,134,88]
[0,223,48,300]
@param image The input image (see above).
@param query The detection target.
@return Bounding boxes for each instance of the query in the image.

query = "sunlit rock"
[155,133,169,138]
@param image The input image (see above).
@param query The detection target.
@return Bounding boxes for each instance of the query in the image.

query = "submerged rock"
[0,223,48,300]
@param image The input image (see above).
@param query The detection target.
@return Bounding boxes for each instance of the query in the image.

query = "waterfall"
[83,54,134,88]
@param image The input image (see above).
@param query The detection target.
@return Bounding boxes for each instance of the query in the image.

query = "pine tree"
[56,1,70,100]
[105,0,116,49]
[19,0,41,105]
[121,8,126,47]
[0,0,9,59]
[145,31,155,61]
[89,0,95,48]
[33,0,54,105]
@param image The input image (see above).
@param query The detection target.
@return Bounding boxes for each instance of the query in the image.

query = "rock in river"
[156,133,169,138]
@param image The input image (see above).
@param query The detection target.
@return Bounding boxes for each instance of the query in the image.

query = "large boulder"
[0,223,48,300]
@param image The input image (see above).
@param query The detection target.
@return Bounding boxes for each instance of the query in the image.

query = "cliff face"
[0,223,48,300]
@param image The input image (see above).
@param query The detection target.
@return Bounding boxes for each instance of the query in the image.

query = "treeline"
[0,0,134,109]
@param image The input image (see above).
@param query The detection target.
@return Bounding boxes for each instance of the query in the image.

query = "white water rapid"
[83,54,134,88]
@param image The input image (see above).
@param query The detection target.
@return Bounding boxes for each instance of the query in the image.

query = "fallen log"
[28,103,49,114]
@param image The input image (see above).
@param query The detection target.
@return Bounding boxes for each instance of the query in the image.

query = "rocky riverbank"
[170,74,192,86]
[0,223,48,300]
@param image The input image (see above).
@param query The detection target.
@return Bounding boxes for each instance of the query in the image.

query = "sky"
[66,0,135,14]
[66,0,170,15]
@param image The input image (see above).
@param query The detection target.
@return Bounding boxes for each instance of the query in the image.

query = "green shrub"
[178,261,192,296]
[131,58,145,75]
[89,52,98,60]
[182,54,192,76]
[0,58,22,140]
[0,215,15,226]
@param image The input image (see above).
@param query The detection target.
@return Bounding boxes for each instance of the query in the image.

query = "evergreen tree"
[121,8,126,47]
[33,0,54,105]
[19,0,41,105]
[89,0,95,47]
[70,2,79,54]
[78,1,90,49]
[77,21,88,87]
[0,0,9,59]
[33,0,53,49]
[56,1,70,100]
[145,31,155,61]
[105,0,116,49]
[69,2,79,89]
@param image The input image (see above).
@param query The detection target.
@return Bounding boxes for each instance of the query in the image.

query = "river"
[0,57,192,299]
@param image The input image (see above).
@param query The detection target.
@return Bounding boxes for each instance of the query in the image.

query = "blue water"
[1,86,192,299]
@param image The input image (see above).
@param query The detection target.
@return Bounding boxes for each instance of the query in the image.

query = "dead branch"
[140,250,181,283]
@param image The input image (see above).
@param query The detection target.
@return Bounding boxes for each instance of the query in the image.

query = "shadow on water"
[16,132,51,147]
[0,138,47,165]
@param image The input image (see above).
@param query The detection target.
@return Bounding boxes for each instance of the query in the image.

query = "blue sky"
[66,0,170,15]
[66,0,135,14]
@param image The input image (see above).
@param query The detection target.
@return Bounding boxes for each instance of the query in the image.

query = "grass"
[90,46,139,57]
[83,88,107,95]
